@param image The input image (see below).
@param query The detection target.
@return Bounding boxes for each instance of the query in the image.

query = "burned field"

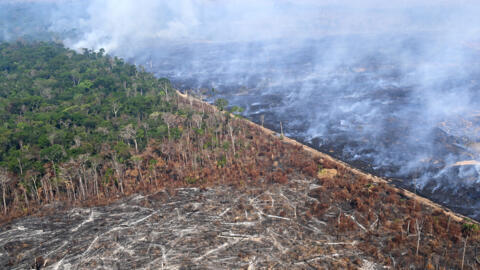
[2,170,480,269]
[0,42,479,269]
[0,182,382,269]
[3,2,480,268]
[166,44,480,220]
[139,36,480,220]
[1,94,480,269]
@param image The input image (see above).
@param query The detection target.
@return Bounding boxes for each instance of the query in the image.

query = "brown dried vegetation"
[1,92,480,269]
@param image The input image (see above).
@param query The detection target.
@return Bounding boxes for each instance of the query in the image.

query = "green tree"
[214,98,228,111]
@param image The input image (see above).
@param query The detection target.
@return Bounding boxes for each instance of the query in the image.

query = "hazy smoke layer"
[4,0,480,217]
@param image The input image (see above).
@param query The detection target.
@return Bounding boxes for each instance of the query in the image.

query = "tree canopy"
[0,42,175,175]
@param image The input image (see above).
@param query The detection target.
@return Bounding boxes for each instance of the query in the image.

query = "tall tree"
[0,167,10,214]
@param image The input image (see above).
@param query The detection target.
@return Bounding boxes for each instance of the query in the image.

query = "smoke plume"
[3,0,480,217]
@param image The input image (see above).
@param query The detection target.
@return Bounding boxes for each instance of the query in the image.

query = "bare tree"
[78,155,89,199]
[228,124,236,156]
[415,219,423,257]
[27,170,40,202]
[132,156,144,182]
[462,234,468,270]
[192,114,203,129]
[461,223,478,270]
[141,122,150,142]
[112,154,125,194]
[59,165,73,202]
[0,168,10,215]
[40,174,53,202]
[160,81,170,101]
[112,101,121,118]
[162,113,177,138]
[188,94,194,106]
[120,124,138,153]
[90,157,101,198]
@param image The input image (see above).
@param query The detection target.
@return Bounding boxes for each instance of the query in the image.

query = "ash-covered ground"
[2,0,480,219]
[0,180,381,270]
[135,37,480,220]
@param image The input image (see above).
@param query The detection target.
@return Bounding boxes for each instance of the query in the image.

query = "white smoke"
[4,0,480,217]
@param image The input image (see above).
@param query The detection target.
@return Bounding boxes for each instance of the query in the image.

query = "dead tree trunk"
[228,124,235,156]
[0,168,9,214]
[416,219,422,256]
[462,235,468,270]
[1,181,6,215]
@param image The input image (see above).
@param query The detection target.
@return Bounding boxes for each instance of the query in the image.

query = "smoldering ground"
[2,0,480,217]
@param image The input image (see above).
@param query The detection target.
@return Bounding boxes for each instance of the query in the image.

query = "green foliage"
[194,128,204,136]
[462,221,480,237]
[103,168,114,185]
[216,155,227,168]
[170,127,182,140]
[214,98,228,111]
[229,105,244,116]
[0,41,176,178]
[40,144,65,163]
[317,164,323,173]
[222,141,230,151]
[185,176,197,185]
[113,142,131,161]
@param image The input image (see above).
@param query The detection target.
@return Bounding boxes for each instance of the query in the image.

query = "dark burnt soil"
[211,89,480,221]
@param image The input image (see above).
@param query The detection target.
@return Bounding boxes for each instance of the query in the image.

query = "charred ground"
[0,42,479,269]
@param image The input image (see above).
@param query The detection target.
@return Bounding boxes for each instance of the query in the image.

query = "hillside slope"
[0,42,479,269]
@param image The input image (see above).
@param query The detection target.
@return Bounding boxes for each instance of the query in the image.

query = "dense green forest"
[0,41,294,220]
[0,42,190,215]
[0,42,175,175]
